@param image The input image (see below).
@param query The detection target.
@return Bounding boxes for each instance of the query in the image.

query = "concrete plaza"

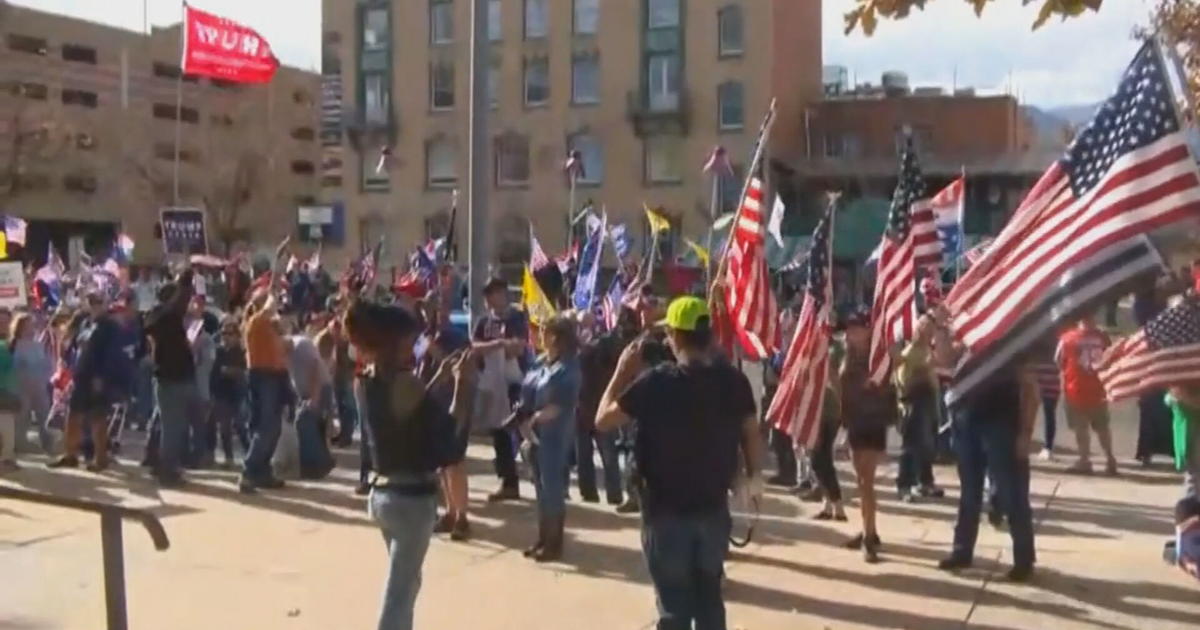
[2,399,1198,630]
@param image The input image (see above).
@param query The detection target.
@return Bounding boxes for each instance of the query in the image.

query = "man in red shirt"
[1055,315,1117,475]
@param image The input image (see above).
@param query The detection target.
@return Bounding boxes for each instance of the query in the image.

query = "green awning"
[833,197,889,260]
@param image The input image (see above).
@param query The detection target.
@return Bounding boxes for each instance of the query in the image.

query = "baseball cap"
[658,296,710,332]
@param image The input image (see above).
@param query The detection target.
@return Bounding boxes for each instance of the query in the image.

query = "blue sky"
[12,0,1154,107]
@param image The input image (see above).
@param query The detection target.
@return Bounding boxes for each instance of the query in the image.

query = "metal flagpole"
[711,98,778,294]
[467,0,490,320]
[172,1,186,205]
[705,172,718,286]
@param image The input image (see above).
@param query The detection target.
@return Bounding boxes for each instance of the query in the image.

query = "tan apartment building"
[0,2,322,266]
[320,0,822,269]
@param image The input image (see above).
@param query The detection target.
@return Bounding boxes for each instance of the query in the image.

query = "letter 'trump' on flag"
[767,199,836,448]
[945,42,1200,407]
[183,4,279,84]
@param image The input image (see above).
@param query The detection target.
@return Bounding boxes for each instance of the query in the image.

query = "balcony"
[626,88,690,138]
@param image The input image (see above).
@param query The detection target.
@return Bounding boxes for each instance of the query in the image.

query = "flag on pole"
[601,277,625,331]
[573,214,607,310]
[609,223,632,260]
[944,42,1200,407]
[767,194,786,247]
[1097,295,1200,402]
[374,146,392,175]
[767,199,835,448]
[867,133,931,384]
[182,4,279,84]
[723,163,779,360]
[522,265,557,326]
[962,237,994,266]
[702,145,734,177]
[117,233,135,261]
[564,149,585,181]
[684,238,710,268]
[928,177,966,262]
[3,217,26,246]
[308,242,323,270]
[644,205,672,234]
[529,223,551,271]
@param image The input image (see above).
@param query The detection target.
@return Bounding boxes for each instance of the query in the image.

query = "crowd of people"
[0,239,1198,630]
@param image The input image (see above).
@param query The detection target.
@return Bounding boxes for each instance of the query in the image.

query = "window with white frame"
[430,0,454,44]
[572,55,599,104]
[648,0,679,28]
[363,73,390,125]
[524,57,549,106]
[427,138,457,188]
[524,0,548,39]
[363,7,390,50]
[718,5,744,57]
[430,61,455,110]
[574,0,599,34]
[489,0,502,40]
[644,135,682,184]
[718,81,744,130]
[568,133,603,184]
[647,54,680,111]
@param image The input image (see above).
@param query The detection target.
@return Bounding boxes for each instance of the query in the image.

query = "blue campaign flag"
[573,214,607,311]
[609,223,632,260]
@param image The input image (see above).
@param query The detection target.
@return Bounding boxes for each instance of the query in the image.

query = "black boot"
[534,514,564,563]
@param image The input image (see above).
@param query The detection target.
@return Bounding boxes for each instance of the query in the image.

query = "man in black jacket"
[143,267,197,487]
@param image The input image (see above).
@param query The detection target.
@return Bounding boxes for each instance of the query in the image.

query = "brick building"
[0,3,322,266]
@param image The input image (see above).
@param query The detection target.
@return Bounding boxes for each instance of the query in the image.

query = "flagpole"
[173,1,186,205]
[711,98,778,295]
[467,0,490,320]
[567,172,577,251]
[956,165,965,282]
[705,172,718,287]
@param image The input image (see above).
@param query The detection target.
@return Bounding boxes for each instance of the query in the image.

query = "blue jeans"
[333,378,357,445]
[244,369,289,482]
[296,387,335,479]
[368,487,437,630]
[576,427,622,502]
[532,414,575,518]
[897,387,937,491]
[641,509,731,630]
[355,378,373,485]
[951,405,1036,567]
[155,379,198,479]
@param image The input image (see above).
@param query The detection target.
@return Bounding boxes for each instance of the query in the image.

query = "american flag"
[1097,296,1200,401]
[944,42,1200,406]
[529,223,551,271]
[962,237,994,266]
[601,277,625,331]
[868,134,934,383]
[703,145,734,177]
[724,164,779,360]
[767,200,835,448]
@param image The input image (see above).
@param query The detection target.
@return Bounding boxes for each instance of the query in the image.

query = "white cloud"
[9,0,320,71]
[824,0,1155,107]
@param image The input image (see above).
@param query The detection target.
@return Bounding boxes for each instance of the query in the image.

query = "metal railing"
[0,486,170,630]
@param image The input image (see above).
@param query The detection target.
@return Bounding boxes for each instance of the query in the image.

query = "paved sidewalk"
[2,402,1197,629]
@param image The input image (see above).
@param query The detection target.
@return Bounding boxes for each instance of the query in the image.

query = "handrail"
[0,486,171,550]
[0,485,171,630]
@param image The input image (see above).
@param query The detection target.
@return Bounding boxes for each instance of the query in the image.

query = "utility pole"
[467,0,490,321]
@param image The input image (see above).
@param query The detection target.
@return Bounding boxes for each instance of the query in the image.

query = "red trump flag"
[182,4,279,84]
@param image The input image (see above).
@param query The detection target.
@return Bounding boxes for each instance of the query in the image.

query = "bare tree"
[0,82,74,206]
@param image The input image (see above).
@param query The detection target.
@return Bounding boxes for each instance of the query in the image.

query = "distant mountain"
[1048,103,1101,127]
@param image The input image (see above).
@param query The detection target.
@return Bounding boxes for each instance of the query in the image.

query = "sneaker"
[487,486,520,503]
[938,555,973,571]
[354,482,371,496]
[1007,563,1034,583]
[47,456,80,469]
[450,515,471,542]
[579,491,601,504]
[615,498,641,514]
[899,490,918,504]
[918,485,945,499]
[1038,448,1054,462]
[237,476,257,494]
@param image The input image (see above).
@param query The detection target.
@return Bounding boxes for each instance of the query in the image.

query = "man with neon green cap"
[595,295,763,629]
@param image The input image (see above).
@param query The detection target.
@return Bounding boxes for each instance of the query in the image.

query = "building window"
[430,61,455,110]
[10,82,47,100]
[524,58,549,107]
[152,63,199,82]
[291,160,315,175]
[718,5,743,57]
[524,0,548,39]
[63,173,98,193]
[568,133,603,185]
[495,134,530,186]
[15,173,51,191]
[823,133,862,159]
[6,34,47,55]
[430,0,454,44]
[644,135,682,184]
[717,81,743,130]
[489,0,502,41]
[574,0,599,34]
[62,89,98,109]
[363,73,391,125]
[427,138,457,188]
[647,54,680,111]
[648,0,680,28]
[488,59,500,109]
[291,127,315,141]
[363,7,390,50]
[153,103,199,123]
[572,55,599,105]
[362,151,390,192]
[62,44,97,64]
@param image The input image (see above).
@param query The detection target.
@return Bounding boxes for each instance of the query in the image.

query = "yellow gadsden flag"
[644,204,672,234]
[522,265,557,326]
[684,238,710,267]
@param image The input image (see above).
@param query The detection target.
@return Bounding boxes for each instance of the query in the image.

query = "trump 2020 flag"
[573,214,607,310]
[183,4,279,84]
[3,217,26,247]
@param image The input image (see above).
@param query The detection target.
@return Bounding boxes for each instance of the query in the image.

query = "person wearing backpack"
[343,300,476,630]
